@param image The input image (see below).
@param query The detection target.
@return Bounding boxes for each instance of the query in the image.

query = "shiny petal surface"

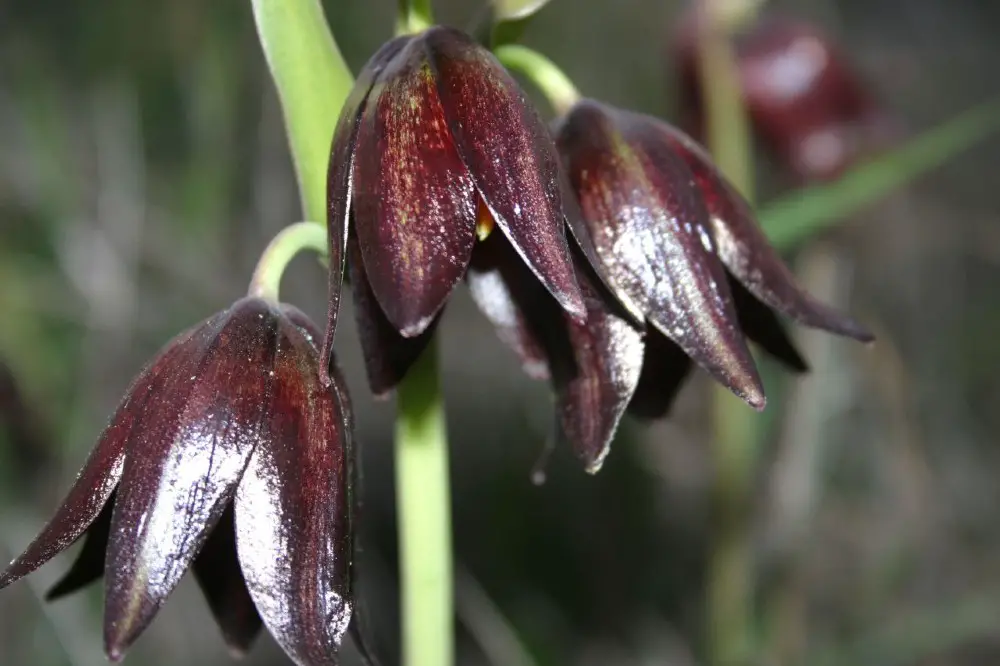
[731,278,808,372]
[0,323,200,591]
[349,232,437,397]
[104,298,282,659]
[235,315,353,666]
[192,507,262,656]
[352,36,477,337]
[557,100,765,408]
[424,26,585,321]
[467,233,550,380]
[660,123,873,342]
[627,330,693,420]
[45,492,114,600]
[323,36,412,379]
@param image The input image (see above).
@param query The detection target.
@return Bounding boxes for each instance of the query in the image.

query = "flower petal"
[558,100,765,408]
[352,36,477,337]
[323,36,413,381]
[627,329,693,420]
[731,278,808,372]
[0,323,199,591]
[349,232,438,397]
[235,318,354,666]
[424,26,585,321]
[45,492,114,600]
[192,506,262,657]
[659,123,874,342]
[104,298,281,659]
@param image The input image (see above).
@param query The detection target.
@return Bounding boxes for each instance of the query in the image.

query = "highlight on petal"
[627,330,693,420]
[659,122,874,343]
[352,35,477,337]
[349,233,438,397]
[235,313,354,666]
[104,298,281,659]
[0,321,202,592]
[324,36,413,380]
[192,507,262,657]
[424,26,586,322]
[557,100,765,409]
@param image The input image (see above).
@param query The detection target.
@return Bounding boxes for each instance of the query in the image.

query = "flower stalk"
[396,0,434,35]
[494,44,581,116]
[248,221,328,302]
[395,339,453,666]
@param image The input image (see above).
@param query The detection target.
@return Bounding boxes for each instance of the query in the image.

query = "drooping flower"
[0,297,361,666]
[471,99,873,471]
[321,26,588,394]
[674,12,896,181]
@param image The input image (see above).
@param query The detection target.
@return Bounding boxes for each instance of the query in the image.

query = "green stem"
[248,221,327,302]
[699,1,761,665]
[251,0,354,224]
[397,0,434,35]
[395,339,453,666]
[494,44,581,116]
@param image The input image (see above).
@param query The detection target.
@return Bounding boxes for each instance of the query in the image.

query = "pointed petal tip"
[584,454,608,475]
[397,312,438,339]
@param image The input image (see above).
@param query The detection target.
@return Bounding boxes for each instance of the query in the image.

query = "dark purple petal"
[104,298,281,659]
[192,506,262,656]
[731,278,808,372]
[659,123,874,342]
[424,26,586,322]
[467,233,550,380]
[234,317,353,666]
[0,322,200,591]
[352,36,477,337]
[323,36,412,382]
[45,492,114,600]
[349,232,437,397]
[627,330,693,420]
[557,100,765,409]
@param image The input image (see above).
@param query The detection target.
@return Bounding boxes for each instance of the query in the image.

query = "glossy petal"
[627,330,693,420]
[557,100,765,408]
[731,278,808,372]
[45,492,114,600]
[235,315,353,666]
[352,36,477,337]
[104,298,282,659]
[0,323,199,591]
[323,36,412,380]
[660,123,873,342]
[424,26,586,321]
[349,232,437,397]
[192,507,262,656]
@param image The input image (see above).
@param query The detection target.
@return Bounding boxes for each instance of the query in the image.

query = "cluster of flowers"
[0,24,870,666]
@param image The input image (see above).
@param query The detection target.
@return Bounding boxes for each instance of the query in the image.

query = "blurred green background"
[2,0,1000,664]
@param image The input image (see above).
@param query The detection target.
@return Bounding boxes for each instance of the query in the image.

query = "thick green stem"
[395,339,454,666]
[699,1,761,665]
[397,0,434,35]
[248,221,327,301]
[494,44,581,116]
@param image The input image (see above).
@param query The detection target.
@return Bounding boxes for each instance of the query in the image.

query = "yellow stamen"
[475,197,496,241]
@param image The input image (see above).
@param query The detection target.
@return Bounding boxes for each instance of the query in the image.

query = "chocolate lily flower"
[0,297,360,666]
[473,100,872,470]
[322,26,586,394]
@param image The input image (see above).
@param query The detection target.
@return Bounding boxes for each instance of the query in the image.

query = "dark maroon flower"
[322,26,586,395]
[674,12,896,181]
[471,99,872,470]
[0,297,361,666]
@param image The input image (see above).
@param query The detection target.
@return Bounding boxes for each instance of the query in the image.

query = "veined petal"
[627,330,693,420]
[235,316,353,666]
[192,507,262,657]
[323,36,413,381]
[0,323,200,591]
[424,26,585,321]
[558,100,765,408]
[349,232,438,397]
[659,123,874,342]
[104,298,281,659]
[352,36,477,337]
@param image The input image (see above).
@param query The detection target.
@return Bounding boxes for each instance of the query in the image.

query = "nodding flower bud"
[0,297,361,666]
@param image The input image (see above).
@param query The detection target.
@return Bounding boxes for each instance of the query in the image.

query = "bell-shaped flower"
[0,297,362,666]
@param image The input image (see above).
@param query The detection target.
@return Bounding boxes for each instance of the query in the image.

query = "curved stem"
[248,221,327,302]
[494,44,581,116]
[395,339,453,666]
[397,0,434,35]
